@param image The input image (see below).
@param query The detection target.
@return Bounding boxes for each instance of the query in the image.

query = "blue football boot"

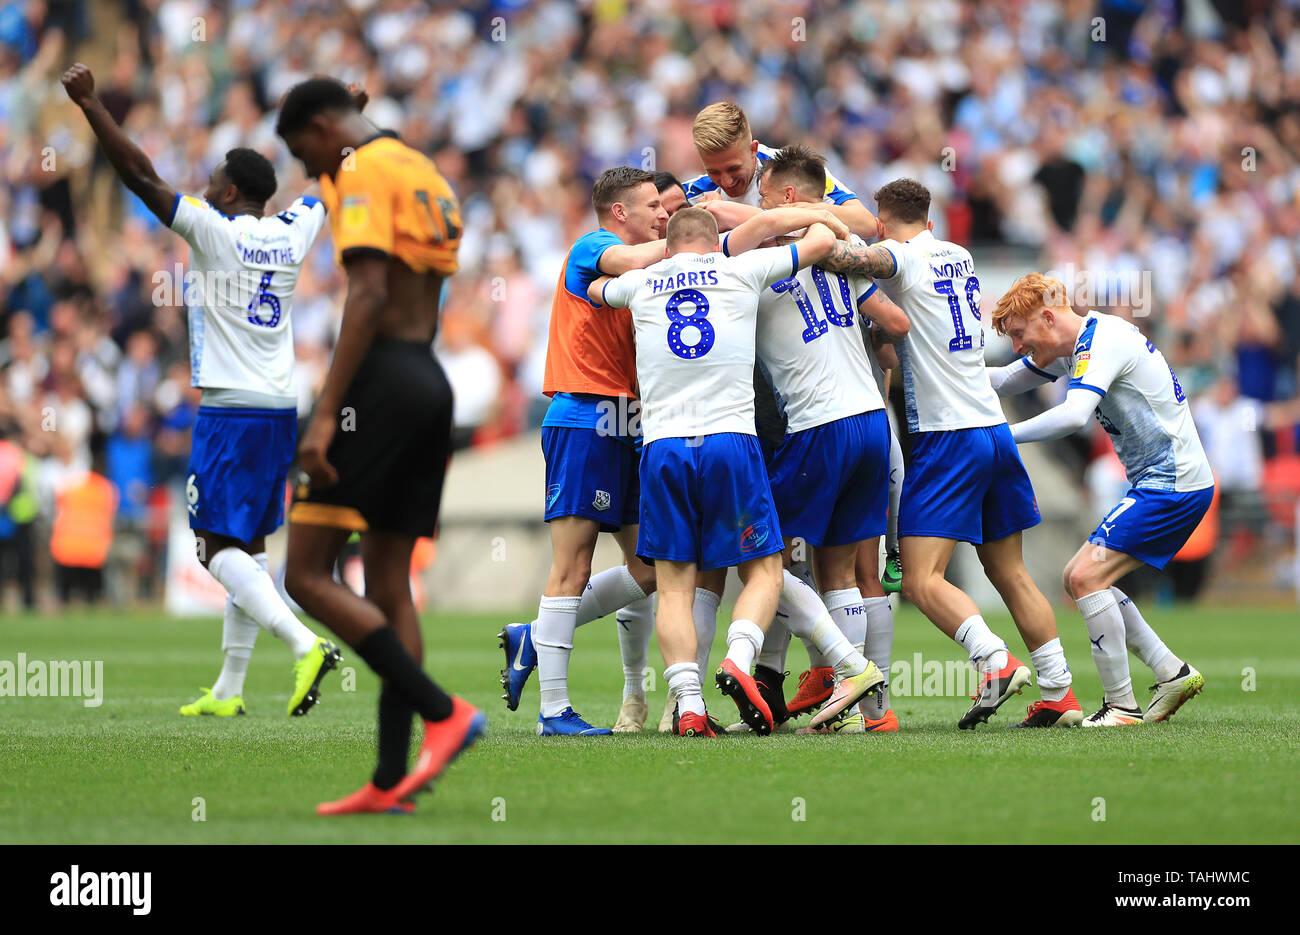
[498,622,536,711]
[537,707,613,736]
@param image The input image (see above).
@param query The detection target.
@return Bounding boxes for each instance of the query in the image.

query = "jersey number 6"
[246,271,281,328]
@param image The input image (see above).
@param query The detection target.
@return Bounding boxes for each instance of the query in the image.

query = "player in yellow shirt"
[277,78,484,816]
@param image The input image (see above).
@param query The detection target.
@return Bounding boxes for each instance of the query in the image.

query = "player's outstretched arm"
[858,289,909,341]
[870,326,900,371]
[820,238,898,280]
[1008,388,1099,443]
[587,275,613,306]
[701,200,760,233]
[297,255,388,487]
[988,358,1056,396]
[725,205,848,256]
[61,63,177,224]
[598,240,667,276]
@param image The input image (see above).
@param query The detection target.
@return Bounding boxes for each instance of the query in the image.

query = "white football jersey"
[754,238,884,433]
[874,229,1004,432]
[1034,312,1213,492]
[601,245,798,443]
[170,193,327,402]
[683,142,859,208]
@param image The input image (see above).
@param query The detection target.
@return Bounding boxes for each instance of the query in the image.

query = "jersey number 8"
[665,289,714,360]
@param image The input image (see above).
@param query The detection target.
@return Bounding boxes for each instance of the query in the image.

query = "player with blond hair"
[684,102,877,239]
[988,274,1213,726]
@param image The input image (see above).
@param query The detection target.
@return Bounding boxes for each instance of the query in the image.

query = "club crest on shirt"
[546,483,562,509]
[341,195,370,231]
[592,489,611,512]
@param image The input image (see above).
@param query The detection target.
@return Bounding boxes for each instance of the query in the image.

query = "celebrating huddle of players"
[500,102,1213,738]
[66,61,1214,814]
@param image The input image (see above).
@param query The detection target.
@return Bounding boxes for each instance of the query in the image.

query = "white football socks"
[778,570,865,677]
[665,662,705,717]
[724,619,764,672]
[1112,587,1183,682]
[886,431,903,554]
[213,595,259,701]
[576,565,647,628]
[862,595,894,718]
[616,594,655,701]
[1028,637,1071,703]
[693,587,721,680]
[954,614,1008,673]
[1077,589,1137,708]
[824,588,867,646]
[207,547,317,659]
[535,594,582,717]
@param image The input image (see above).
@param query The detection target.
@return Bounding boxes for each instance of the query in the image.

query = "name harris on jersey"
[643,268,720,294]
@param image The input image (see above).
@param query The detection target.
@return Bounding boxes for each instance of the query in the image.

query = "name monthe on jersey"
[169,193,327,401]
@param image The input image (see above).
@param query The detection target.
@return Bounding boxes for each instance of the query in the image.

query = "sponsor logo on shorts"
[740,523,770,553]
[593,489,611,512]
[545,483,562,509]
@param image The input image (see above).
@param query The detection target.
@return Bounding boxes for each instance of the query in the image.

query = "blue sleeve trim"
[299,195,322,210]
[721,232,731,257]
[683,174,717,200]
[882,246,898,279]
[1023,357,1058,381]
[788,243,798,277]
[1070,381,1106,397]
[600,280,610,307]
[167,191,182,227]
[827,189,857,206]
[857,282,878,305]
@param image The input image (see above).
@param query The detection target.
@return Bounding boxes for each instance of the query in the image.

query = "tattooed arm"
[819,239,898,280]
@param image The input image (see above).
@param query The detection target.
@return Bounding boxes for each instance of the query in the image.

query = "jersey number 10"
[771,268,855,344]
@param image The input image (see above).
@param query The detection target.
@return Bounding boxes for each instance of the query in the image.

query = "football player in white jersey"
[683,102,877,238]
[989,274,1214,726]
[63,64,341,718]
[588,208,884,736]
[697,146,911,734]
[819,179,1084,729]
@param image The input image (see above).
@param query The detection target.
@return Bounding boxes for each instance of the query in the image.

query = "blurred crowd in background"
[2,0,1299,609]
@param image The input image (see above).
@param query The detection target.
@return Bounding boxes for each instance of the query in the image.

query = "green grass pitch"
[2,602,1297,844]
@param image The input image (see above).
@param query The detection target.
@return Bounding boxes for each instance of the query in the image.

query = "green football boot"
[180,687,246,717]
[881,548,902,594]
[288,637,343,717]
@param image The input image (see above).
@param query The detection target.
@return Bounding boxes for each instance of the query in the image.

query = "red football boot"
[316,782,414,816]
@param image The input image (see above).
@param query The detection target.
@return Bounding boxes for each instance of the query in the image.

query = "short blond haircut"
[666,206,719,248]
[692,102,751,153]
[992,273,1070,335]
